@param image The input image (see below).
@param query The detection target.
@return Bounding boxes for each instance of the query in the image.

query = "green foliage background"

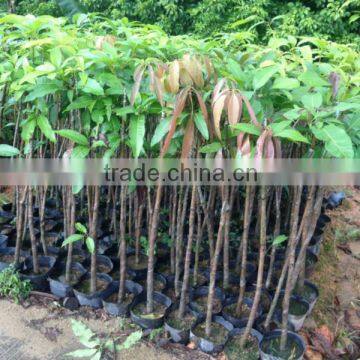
[1,0,359,46]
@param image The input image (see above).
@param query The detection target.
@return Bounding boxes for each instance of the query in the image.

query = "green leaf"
[312,124,354,158]
[151,117,171,147]
[86,237,95,254]
[65,349,98,358]
[129,115,145,158]
[71,146,90,159]
[72,185,83,194]
[114,106,134,117]
[301,93,323,110]
[270,120,293,135]
[75,223,87,234]
[25,83,60,102]
[276,129,309,143]
[82,78,104,96]
[70,319,99,348]
[56,129,88,146]
[37,115,56,142]
[21,118,36,142]
[334,102,360,112]
[199,142,222,153]
[232,123,261,136]
[66,96,96,111]
[194,113,209,140]
[273,235,288,246]
[49,47,63,68]
[0,144,20,157]
[253,65,278,90]
[272,77,300,90]
[62,234,83,247]
[298,70,329,87]
[116,330,142,351]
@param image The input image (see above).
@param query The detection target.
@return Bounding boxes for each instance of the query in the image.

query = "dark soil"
[225,333,259,360]
[75,277,109,294]
[261,336,303,359]
[139,278,165,292]
[97,262,111,273]
[128,254,148,270]
[110,270,134,281]
[132,301,167,319]
[57,269,84,286]
[166,309,196,330]
[192,321,228,345]
[192,295,222,314]
[23,265,50,275]
[0,254,25,264]
[294,283,317,303]
[223,302,251,318]
[105,291,134,305]
[72,254,86,263]
[190,273,207,287]
[276,297,308,316]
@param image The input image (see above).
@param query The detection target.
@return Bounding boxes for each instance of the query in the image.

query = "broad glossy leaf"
[200,142,222,153]
[37,115,56,142]
[194,113,209,140]
[0,144,20,157]
[86,237,95,253]
[301,93,322,110]
[253,65,278,90]
[312,124,354,158]
[276,129,309,143]
[298,71,329,87]
[232,123,261,136]
[56,129,88,146]
[71,146,90,158]
[129,115,145,158]
[62,234,83,247]
[82,78,104,96]
[272,77,300,90]
[151,117,171,147]
[75,222,87,234]
[21,118,36,142]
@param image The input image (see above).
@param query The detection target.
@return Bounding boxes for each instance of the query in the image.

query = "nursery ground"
[0,187,359,360]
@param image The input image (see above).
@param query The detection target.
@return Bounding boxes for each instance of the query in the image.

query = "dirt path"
[0,299,177,360]
[303,187,360,359]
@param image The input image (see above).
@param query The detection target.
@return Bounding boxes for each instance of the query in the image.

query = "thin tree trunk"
[205,185,229,336]
[236,186,255,313]
[15,186,27,265]
[239,186,267,347]
[193,201,203,287]
[223,186,235,289]
[265,187,282,289]
[146,184,163,313]
[179,185,197,317]
[175,186,189,298]
[39,186,48,256]
[90,186,100,293]
[27,187,40,274]
[280,186,303,350]
[118,185,127,302]
[65,188,75,283]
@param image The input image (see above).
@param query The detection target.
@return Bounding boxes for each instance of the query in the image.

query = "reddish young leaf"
[160,87,190,157]
[181,117,195,159]
[130,65,145,105]
[242,95,261,128]
[213,93,227,140]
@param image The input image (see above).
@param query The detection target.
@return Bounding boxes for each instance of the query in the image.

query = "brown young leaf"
[213,93,227,140]
[255,129,269,159]
[242,95,261,127]
[168,60,180,94]
[237,132,251,157]
[227,92,241,125]
[181,116,194,159]
[130,65,145,105]
[264,136,275,158]
[212,78,227,105]
[160,87,190,157]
